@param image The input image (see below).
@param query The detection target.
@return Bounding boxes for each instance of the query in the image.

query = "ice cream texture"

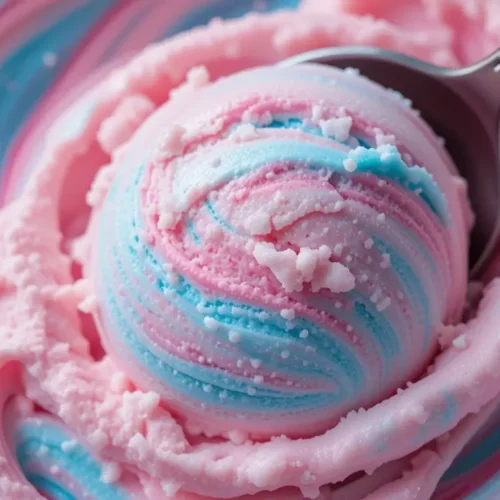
[91,61,469,440]
[0,0,500,499]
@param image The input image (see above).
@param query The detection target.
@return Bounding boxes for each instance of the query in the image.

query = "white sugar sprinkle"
[376,297,392,311]
[301,470,313,483]
[344,67,360,76]
[250,358,262,368]
[234,123,258,140]
[311,104,324,123]
[61,439,77,452]
[370,288,382,303]
[280,308,295,321]
[334,201,345,212]
[228,331,242,343]
[380,253,391,269]
[343,158,357,172]
[319,116,353,142]
[452,334,468,349]
[43,51,58,67]
[100,462,122,484]
[203,317,219,331]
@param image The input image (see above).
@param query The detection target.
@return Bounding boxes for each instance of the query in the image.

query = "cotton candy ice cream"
[1,1,500,500]
[85,63,469,440]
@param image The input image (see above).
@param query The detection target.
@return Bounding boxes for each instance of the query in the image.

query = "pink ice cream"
[83,61,470,441]
[0,1,500,500]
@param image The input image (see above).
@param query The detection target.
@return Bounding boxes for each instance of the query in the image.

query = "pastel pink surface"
[0,1,500,499]
[83,58,468,439]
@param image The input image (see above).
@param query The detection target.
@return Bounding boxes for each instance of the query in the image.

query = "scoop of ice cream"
[88,63,469,438]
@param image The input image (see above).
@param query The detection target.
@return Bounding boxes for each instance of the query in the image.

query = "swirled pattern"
[13,416,131,500]
[433,403,500,500]
[1,0,500,499]
[0,0,300,203]
[92,63,467,438]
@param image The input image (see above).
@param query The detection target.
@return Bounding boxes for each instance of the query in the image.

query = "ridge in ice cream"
[1,1,500,500]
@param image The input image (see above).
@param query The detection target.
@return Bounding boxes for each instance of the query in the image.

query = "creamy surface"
[0,1,500,499]
[88,63,468,440]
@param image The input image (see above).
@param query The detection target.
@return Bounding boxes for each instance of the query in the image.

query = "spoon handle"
[444,49,500,145]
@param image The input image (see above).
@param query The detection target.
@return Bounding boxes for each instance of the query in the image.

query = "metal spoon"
[281,47,500,278]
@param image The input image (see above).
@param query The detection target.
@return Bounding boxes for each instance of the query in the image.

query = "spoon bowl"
[281,47,500,278]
